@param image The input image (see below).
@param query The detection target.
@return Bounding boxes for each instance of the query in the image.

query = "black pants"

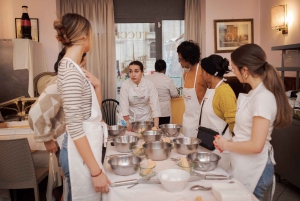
[159,116,170,125]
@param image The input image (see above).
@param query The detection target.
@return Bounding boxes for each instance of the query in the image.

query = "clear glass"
[162,20,185,89]
[115,23,156,101]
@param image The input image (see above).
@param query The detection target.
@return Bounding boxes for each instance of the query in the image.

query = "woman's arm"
[215,116,270,154]
[153,117,159,129]
[123,115,132,131]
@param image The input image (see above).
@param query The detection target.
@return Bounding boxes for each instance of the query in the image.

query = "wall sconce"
[271,4,288,34]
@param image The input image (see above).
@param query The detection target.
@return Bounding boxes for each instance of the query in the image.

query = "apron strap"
[193,64,199,88]
[101,122,108,147]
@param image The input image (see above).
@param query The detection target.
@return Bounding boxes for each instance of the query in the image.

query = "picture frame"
[15,18,39,42]
[214,19,253,53]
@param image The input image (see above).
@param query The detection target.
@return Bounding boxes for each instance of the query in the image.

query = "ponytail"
[263,64,293,128]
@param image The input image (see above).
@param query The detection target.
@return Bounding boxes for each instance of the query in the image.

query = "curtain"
[60,0,116,100]
[184,0,201,44]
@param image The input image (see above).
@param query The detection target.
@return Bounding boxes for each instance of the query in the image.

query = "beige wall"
[0,0,59,72]
[260,0,300,76]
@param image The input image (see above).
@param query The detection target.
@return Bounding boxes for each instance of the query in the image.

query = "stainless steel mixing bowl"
[131,121,154,133]
[108,125,126,137]
[113,135,139,153]
[173,137,201,155]
[159,124,182,137]
[107,155,142,176]
[186,152,221,171]
[143,141,172,161]
[141,130,163,142]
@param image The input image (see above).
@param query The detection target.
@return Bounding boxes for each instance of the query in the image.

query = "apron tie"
[101,122,108,147]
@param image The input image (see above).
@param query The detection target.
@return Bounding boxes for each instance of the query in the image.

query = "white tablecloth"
[0,127,62,201]
[102,132,258,201]
[12,39,47,97]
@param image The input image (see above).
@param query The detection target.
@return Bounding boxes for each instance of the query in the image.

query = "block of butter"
[140,159,156,176]
[212,183,252,201]
[180,157,190,171]
[161,137,171,143]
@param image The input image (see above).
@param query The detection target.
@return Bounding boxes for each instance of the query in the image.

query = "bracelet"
[91,169,102,177]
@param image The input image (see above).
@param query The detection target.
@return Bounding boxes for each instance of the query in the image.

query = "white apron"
[67,61,108,201]
[128,81,152,122]
[200,80,231,171]
[229,92,274,192]
[182,64,200,137]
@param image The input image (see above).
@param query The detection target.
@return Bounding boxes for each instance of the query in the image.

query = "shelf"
[272,43,300,51]
[276,67,300,71]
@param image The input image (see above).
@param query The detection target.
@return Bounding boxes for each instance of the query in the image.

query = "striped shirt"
[57,58,92,140]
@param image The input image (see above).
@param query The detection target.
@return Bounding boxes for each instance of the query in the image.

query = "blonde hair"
[53,13,92,47]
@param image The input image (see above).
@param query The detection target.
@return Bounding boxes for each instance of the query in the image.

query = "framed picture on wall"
[214,19,253,53]
[15,18,39,42]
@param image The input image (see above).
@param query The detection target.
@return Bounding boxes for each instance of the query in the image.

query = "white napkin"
[212,182,252,201]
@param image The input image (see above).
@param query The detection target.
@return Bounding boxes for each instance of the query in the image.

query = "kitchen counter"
[102,132,258,201]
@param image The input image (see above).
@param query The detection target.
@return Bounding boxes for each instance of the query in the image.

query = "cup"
[139,164,155,177]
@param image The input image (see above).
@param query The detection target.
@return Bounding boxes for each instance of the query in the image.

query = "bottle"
[21,6,32,39]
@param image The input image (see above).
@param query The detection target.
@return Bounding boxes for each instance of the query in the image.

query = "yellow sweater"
[212,84,236,132]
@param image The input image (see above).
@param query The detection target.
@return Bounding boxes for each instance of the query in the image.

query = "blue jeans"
[253,157,274,201]
[60,133,72,201]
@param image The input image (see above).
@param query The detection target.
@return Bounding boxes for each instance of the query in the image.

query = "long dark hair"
[231,44,292,129]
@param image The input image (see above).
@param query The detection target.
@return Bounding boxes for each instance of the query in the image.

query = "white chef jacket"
[146,72,179,117]
[120,77,161,122]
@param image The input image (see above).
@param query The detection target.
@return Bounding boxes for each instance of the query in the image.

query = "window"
[150,42,156,58]
[150,23,155,32]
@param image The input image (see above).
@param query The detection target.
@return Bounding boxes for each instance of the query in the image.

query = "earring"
[244,74,248,78]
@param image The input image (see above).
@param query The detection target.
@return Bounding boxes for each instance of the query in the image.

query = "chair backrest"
[33,72,56,97]
[0,138,37,189]
[101,99,119,126]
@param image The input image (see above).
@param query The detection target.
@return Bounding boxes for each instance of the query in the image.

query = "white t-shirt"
[146,72,179,117]
[233,82,277,143]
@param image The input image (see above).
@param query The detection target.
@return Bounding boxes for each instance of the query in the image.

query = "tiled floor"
[263,178,300,201]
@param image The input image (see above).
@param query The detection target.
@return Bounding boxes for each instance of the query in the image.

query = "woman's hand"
[82,68,100,88]
[214,135,229,152]
[126,120,133,132]
[44,139,58,153]
[91,172,111,194]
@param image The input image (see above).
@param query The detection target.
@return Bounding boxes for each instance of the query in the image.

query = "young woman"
[146,59,179,125]
[177,41,206,137]
[120,61,161,131]
[214,44,293,200]
[53,13,110,200]
[200,54,236,171]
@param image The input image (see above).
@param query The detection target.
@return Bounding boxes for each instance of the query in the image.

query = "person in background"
[200,54,236,171]
[53,13,110,200]
[120,61,161,131]
[28,48,97,201]
[177,40,206,137]
[146,59,179,125]
[214,44,293,200]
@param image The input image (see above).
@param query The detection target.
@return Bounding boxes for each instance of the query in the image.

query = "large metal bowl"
[141,130,163,142]
[131,121,154,133]
[108,125,126,137]
[186,152,221,171]
[143,141,172,161]
[173,137,201,155]
[107,155,142,176]
[113,135,139,153]
[159,124,182,137]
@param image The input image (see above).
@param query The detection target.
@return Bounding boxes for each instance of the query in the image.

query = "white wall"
[0,0,59,72]
[260,0,300,75]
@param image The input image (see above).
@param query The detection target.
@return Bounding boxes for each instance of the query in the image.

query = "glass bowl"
[177,159,194,173]
[139,164,156,177]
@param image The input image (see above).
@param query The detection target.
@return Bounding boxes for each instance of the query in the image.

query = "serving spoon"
[190,185,211,191]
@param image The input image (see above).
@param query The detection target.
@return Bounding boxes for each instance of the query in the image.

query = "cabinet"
[272,43,300,89]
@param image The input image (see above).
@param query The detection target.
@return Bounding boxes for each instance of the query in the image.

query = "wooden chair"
[33,72,56,97]
[0,138,48,201]
[101,99,119,126]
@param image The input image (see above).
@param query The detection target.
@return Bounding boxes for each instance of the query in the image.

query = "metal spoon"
[190,185,211,191]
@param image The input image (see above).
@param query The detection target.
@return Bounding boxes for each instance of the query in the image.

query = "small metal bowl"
[107,155,142,176]
[173,137,201,155]
[159,124,182,137]
[186,152,221,171]
[143,141,172,161]
[108,125,126,137]
[113,135,139,153]
[131,121,154,133]
[141,130,163,142]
